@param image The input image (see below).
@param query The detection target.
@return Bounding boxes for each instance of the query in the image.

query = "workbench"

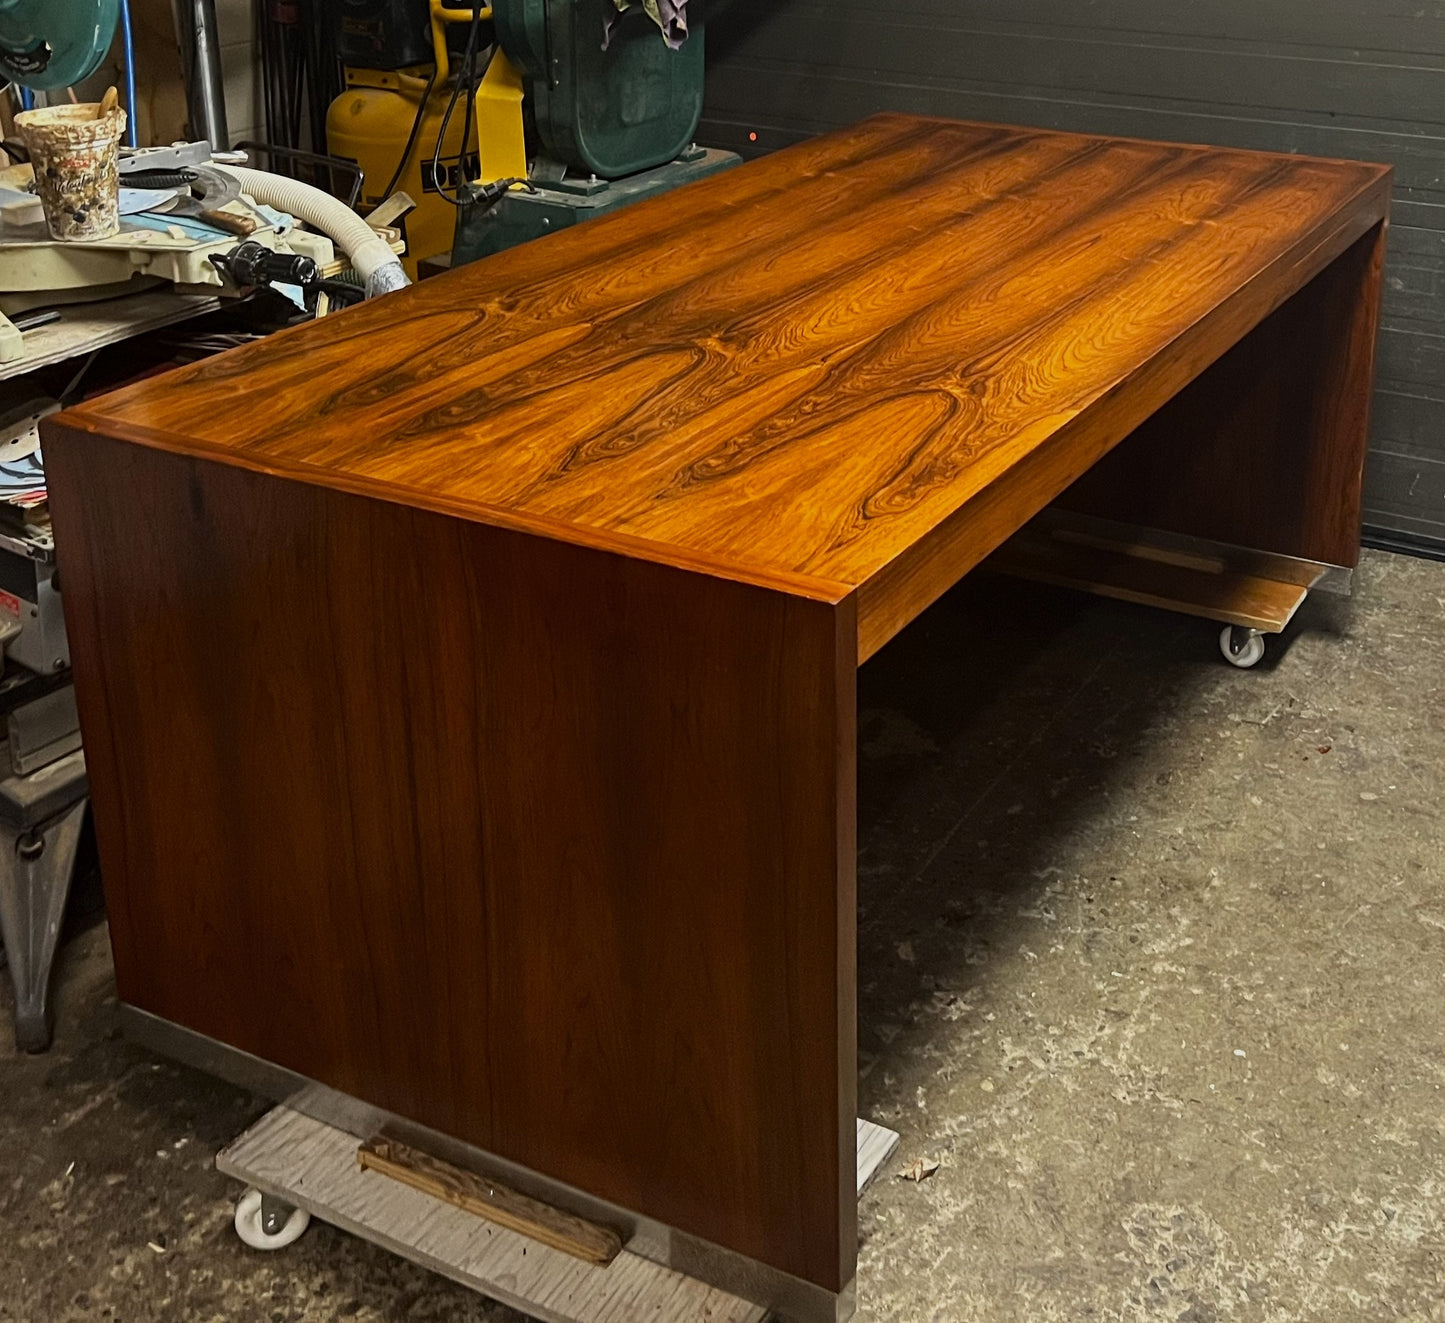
[42,115,1389,1318]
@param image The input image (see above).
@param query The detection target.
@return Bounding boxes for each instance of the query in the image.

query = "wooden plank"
[220,1109,899,1319]
[54,115,1389,614]
[357,1135,624,1266]
[984,528,1311,633]
[218,1107,768,1323]
[855,1119,899,1197]
[44,432,858,1293]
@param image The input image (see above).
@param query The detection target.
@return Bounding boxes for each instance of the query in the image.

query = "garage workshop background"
[701,0,1445,553]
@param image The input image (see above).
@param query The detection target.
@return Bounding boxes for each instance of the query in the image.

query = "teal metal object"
[453,145,735,265]
[455,0,736,268]
[492,0,706,179]
[0,0,120,91]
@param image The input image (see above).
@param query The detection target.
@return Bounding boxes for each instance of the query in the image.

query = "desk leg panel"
[46,431,859,1294]
[1057,220,1388,568]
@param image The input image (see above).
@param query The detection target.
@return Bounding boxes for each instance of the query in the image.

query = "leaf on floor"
[897,1156,940,1183]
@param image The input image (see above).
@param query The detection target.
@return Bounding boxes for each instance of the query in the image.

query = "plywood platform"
[985,512,1330,633]
[218,1108,900,1323]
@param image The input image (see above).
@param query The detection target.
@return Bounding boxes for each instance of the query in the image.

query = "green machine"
[451,0,737,265]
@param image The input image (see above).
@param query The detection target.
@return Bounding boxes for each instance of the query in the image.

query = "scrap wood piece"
[357,1134,623,1266]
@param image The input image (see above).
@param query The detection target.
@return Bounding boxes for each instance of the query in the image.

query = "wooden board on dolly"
[217,1106,901,1323]
[983,509,1349,668]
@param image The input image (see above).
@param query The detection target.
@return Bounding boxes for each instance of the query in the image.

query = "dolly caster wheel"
[1219,625,1266,669]
[233,1188,310,1250]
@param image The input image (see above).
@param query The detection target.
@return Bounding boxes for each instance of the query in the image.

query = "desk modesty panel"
[43,116,1388,1305]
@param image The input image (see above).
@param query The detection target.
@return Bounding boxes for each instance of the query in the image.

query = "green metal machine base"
[451,146,738,267]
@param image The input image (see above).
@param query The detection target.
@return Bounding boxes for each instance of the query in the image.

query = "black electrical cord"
[430,15,488,202]
[256,0,270,144]
[465,174,535,213]
[429,2,491,208]
[318,277,366,308]
[289,13,308,153]
[258,0,283,151]
[451,46,487,202]
[274,9,294,150]
[259,0,333,161]
[302,0,338,157]
[428,25,474,205]
[374,66,437,206]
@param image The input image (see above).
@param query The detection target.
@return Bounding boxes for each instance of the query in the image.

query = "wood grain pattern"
[55,114,1389,655]
[219,1107,769,1323]
[850,204,1387,657]
[1057,219,1388,568]
[357,1135,624,1266]
[43,431,857,1292]
[44,115,1390,1303]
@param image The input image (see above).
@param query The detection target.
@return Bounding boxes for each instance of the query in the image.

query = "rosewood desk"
[42,115,1389,1318]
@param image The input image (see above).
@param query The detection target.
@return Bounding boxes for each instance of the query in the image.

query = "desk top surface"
[58,115,1390,600]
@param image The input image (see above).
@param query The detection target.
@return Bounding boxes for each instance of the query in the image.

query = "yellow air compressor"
[324,0,492,277]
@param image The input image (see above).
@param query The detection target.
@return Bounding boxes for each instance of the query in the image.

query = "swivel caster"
[233,1188,310,1250]
[1219,625,1266,669]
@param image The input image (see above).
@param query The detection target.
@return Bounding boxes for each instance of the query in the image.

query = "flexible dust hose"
[215,164,411,298]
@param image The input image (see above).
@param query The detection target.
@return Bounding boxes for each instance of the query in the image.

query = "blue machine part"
[0,0,121,92]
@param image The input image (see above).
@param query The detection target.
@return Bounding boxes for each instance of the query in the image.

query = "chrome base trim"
[122,1005,850,1323]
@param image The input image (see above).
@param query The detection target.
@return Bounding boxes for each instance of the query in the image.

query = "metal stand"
[0,748,87,1051]
[172,0,230,150]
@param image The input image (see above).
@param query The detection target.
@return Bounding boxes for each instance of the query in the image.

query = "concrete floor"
[2,548,1443,1322]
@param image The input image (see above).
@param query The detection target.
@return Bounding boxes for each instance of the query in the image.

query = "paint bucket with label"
[14,101,128,242]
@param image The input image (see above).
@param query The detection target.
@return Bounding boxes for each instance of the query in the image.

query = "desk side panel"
[44,427,858,1293]
[1056,218,1389,567]
[856,178,1389,659]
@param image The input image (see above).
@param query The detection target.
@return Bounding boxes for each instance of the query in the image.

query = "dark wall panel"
[702,0,1445,545]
